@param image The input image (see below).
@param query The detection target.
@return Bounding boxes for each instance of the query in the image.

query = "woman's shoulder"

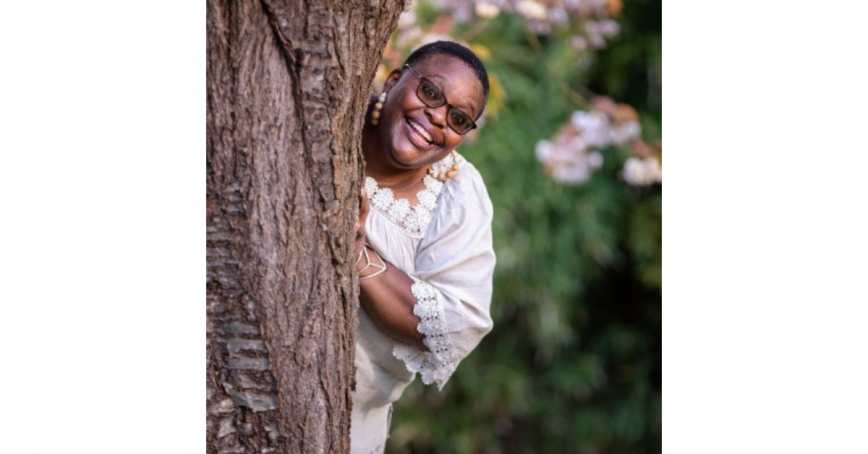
[417,152,496,271]
[439,152,493,215]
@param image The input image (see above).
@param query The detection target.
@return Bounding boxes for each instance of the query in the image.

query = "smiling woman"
[351,41,496,454]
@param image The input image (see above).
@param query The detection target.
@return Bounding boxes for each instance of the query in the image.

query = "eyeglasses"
[403,64,477,135]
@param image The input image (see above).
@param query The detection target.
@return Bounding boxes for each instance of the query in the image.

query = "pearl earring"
[371,91,387,126]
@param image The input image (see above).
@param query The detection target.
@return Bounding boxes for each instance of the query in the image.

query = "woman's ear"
[382,68,403,93]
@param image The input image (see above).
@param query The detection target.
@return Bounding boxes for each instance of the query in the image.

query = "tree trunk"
[206,1,406,453]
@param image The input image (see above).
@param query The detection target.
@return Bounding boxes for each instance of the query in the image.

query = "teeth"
[409,120,432,143]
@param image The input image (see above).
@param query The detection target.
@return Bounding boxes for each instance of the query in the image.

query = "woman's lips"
[408,118,433,142]
[405,118,436,151]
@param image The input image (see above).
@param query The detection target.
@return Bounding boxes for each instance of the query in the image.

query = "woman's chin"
[386,126,448,170]
[388,137,426,168]
[388,146,421,169]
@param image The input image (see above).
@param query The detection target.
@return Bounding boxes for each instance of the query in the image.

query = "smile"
[407,118,434,145]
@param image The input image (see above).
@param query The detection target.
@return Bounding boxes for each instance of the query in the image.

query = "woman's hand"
[354,187,370,267]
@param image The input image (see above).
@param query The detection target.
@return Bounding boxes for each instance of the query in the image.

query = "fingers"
[360,187,369,218]
[356,187,370,231]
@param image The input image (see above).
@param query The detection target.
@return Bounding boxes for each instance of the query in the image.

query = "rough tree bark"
[206,1,407,453]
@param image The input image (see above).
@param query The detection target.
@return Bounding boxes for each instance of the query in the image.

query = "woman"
[351,41,496,453]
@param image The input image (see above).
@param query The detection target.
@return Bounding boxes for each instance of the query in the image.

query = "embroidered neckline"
[365,152,460,237]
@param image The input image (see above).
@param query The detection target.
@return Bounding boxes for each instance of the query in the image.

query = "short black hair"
[404,40,490,118]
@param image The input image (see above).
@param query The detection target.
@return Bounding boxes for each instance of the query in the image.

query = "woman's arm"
[354,189,425,349]
[355,246,426,349]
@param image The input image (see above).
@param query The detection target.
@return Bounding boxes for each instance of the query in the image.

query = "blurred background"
[376,1,661,452]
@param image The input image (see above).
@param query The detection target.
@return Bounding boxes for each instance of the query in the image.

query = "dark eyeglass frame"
[403,64,478,135]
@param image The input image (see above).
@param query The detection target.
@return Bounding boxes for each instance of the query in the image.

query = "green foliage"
[388,2,661,452]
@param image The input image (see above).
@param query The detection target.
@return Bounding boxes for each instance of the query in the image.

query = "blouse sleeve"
[392,163,496,390]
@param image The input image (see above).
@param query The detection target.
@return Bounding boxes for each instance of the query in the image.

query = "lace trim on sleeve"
[392,281,458,391]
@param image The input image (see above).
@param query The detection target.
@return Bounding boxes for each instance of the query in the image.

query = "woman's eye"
[451,112,467,126]
[421,82,440,99]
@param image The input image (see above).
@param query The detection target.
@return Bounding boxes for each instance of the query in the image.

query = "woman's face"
[376,54,485,171]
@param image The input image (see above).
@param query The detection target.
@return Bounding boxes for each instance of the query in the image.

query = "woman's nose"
[425,104,449,129]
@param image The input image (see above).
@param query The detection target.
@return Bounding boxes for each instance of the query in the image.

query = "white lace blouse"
[350,152,496,454]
